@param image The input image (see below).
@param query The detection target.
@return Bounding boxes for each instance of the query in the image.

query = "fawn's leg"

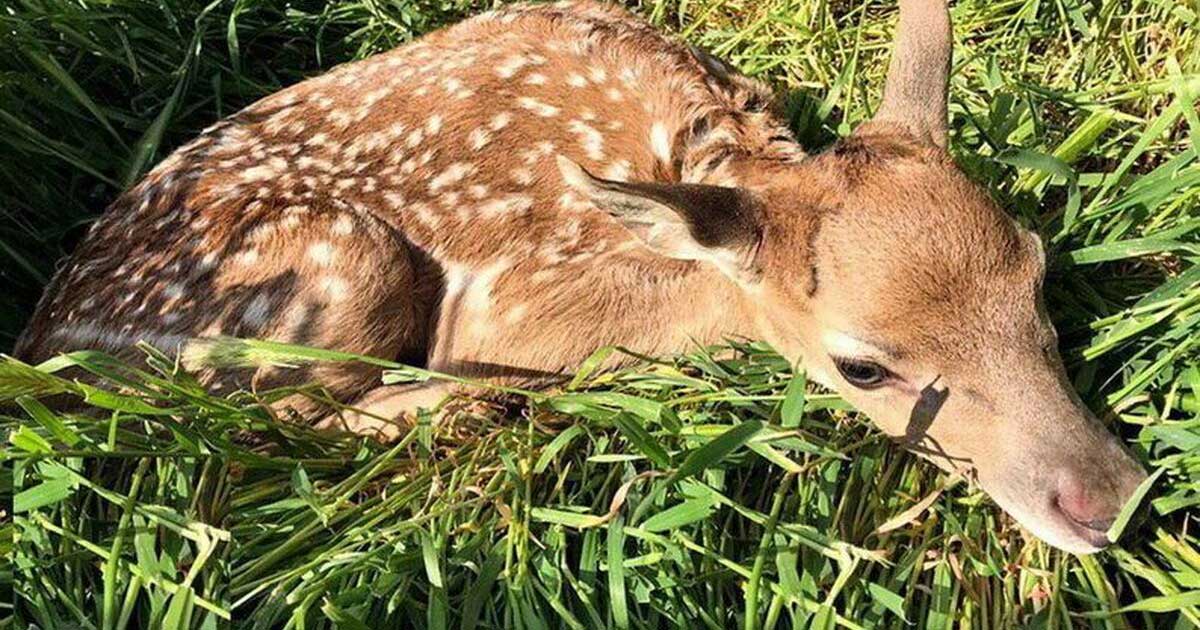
[317,381,459,441]
[185,206,435,426]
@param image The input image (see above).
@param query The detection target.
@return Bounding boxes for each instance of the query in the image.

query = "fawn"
[16,0,1146,552]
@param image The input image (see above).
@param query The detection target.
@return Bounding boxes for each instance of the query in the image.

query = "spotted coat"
[17,2,799,418]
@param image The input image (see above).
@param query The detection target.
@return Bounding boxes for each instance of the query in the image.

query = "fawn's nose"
[1053,474,1119,547]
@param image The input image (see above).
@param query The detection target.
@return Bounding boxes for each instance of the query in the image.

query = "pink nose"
[1055,475,1116,535]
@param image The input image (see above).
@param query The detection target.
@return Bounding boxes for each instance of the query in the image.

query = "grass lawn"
[1,0,1199,627]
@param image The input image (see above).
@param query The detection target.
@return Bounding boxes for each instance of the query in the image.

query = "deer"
[14,0,1147,553]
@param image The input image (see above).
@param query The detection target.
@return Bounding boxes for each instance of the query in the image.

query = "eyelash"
[832,356,893,389]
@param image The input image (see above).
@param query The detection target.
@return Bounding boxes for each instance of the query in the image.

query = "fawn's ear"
[557,155,762,282]
[867,0,952,148]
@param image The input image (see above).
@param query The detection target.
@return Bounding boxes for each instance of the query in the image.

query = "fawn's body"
[17,0,1146,553]
[18,2,779,419]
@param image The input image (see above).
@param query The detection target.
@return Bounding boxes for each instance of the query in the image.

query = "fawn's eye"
[832,357,892,390]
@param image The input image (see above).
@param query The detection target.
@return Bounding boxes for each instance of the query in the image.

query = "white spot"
[557,190,584,210]
[504,303,529,325]
[327,110,354,129]
[650,122,672,163]
[567,120,605,160]
[240,156,288,182]
[319,276,349,302]
[468,184,490,199]
[469,128,492,150]
[297,155,335,172]
[529,268,558,284]
[566,73,588,88]
[242,293,272,327]
[250,222,277,241]
[410,202,439,227]
[588,66,608,82]
[198,252,220,272]
[510,167,535,186]
[332,214,354,235]
[490,112,512,130]
[477,194,533,218]
[426,115,443,135]
[496,55,529,78]
[282,303,311,329]
[518,97,560,117]
[308,241,336,266]
[524,73,547,85]
[555,155,591,189]
[363,85,391,106]
[606,88,623,102]
[406,129,424,148]
[429,162,476,191]
[603,160,632,182]
[385,192,406,209]
[163,284,185,300]
[237,249,259,265]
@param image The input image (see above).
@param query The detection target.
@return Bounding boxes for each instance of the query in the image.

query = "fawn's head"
[564,0,1146,552]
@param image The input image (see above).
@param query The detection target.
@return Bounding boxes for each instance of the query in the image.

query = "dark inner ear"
[587,178,762,251]
[557,155,765,279]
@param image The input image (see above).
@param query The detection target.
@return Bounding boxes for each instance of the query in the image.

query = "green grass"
[1,0,1198,627]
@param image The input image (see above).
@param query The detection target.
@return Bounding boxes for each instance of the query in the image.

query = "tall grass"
[1,0,1198,628]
